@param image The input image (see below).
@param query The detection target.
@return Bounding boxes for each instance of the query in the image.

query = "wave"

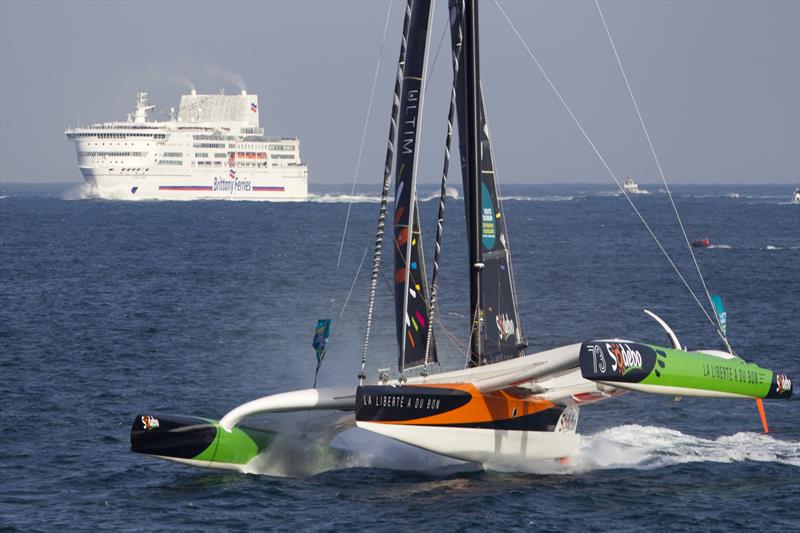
[308,193,384,204]
[707,244,732,249]
[483,425,800,475]
[501,195,576,202]
[575,424,800,470]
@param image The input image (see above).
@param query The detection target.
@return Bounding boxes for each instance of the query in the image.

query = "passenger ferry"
[65,90,308,200]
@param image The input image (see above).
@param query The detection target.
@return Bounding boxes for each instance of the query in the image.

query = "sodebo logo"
[606,342,643,375]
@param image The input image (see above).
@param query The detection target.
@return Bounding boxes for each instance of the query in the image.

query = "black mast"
[464,0,482,366]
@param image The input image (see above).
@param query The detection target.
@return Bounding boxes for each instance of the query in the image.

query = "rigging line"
[335,0,393,272]
[422,4,462,375]
[361,0,413,383]
[425,4,450,92]
[594,0,731,351]
[494,0,722,334]
[465,301,481,368]
[339,243,371,319]
[434,315,469,356]
[422,77,456,375]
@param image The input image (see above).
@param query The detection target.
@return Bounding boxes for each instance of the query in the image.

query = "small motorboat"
[691,237,711,248]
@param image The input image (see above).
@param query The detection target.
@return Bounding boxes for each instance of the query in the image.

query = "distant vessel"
[65,90,308,200]
[793,188,800,204]
[623,176,642,194]
[691,237,711,248]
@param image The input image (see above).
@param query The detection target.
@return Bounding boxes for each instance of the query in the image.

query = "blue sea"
[1,182,798,531]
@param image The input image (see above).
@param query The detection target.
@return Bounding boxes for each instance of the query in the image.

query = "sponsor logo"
[141,416,159,431]
[606,342,643,375]
[776,374,792,394]
[481,182,496,249]
[213,177,251,192]
[556,407,578,432]
[400,88,420,155]
[588,344,606,374]
[496,313,516,341]
[361,394,441,411]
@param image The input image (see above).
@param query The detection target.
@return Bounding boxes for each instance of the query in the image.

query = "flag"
[312,319,332,388]
[711,295,727,336]
[250,102,257,113]
[312,319,331,363]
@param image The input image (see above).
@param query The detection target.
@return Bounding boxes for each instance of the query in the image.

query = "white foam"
[481,425,800,475]
[308,193,384,204]
[501,195,576,202]
[238,422,799,477]
[574,425,799,471]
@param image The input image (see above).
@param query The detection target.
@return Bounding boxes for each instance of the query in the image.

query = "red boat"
[691,237,711,248]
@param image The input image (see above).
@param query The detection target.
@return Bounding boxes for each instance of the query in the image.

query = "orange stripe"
[395,205,405,225]
[395,268,406,283]
[380,383,556,426]
[407,330,415,348]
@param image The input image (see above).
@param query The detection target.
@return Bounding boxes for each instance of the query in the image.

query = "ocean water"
[1,182,798,531]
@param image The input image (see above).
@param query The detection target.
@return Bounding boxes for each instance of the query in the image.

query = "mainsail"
[394,0,437,372]
[449,0,525,366]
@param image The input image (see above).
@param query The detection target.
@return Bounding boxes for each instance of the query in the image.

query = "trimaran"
[131,0,793,472]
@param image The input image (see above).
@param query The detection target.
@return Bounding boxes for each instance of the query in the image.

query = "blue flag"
[312,319,332,388]
[711,295,727,336]
[312,319,331,363]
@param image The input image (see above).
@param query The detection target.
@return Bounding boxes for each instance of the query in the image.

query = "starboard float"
[131,0,793,473]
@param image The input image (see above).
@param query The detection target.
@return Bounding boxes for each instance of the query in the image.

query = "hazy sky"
[1,0,798,185]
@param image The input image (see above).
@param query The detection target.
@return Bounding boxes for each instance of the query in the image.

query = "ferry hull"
[81,169,307,201]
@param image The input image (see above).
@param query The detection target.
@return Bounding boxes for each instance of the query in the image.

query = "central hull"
[355,384,580,463]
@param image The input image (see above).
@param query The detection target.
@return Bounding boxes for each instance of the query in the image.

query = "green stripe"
[194,419,277,465]
[641,345,772,398]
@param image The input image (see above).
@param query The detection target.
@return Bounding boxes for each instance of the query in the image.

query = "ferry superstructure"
[65,90,308,200]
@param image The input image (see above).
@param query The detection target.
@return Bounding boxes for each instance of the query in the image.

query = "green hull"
[131,414,277,469]
[580,341,793,399]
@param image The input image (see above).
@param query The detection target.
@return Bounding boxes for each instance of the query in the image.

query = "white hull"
[81,168,307,201]
[357,422,581,462]
[66,90,309,201]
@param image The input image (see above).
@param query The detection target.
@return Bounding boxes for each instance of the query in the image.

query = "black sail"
[450,0,525,365]
[394,0,436,372]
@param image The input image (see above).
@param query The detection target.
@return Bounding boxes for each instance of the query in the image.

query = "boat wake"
[308,187,461,204]
[501,195,576,202]
[64,183,101,200]
[308,193,384,203]
[241,421,799,478]
[483,425,800,474]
